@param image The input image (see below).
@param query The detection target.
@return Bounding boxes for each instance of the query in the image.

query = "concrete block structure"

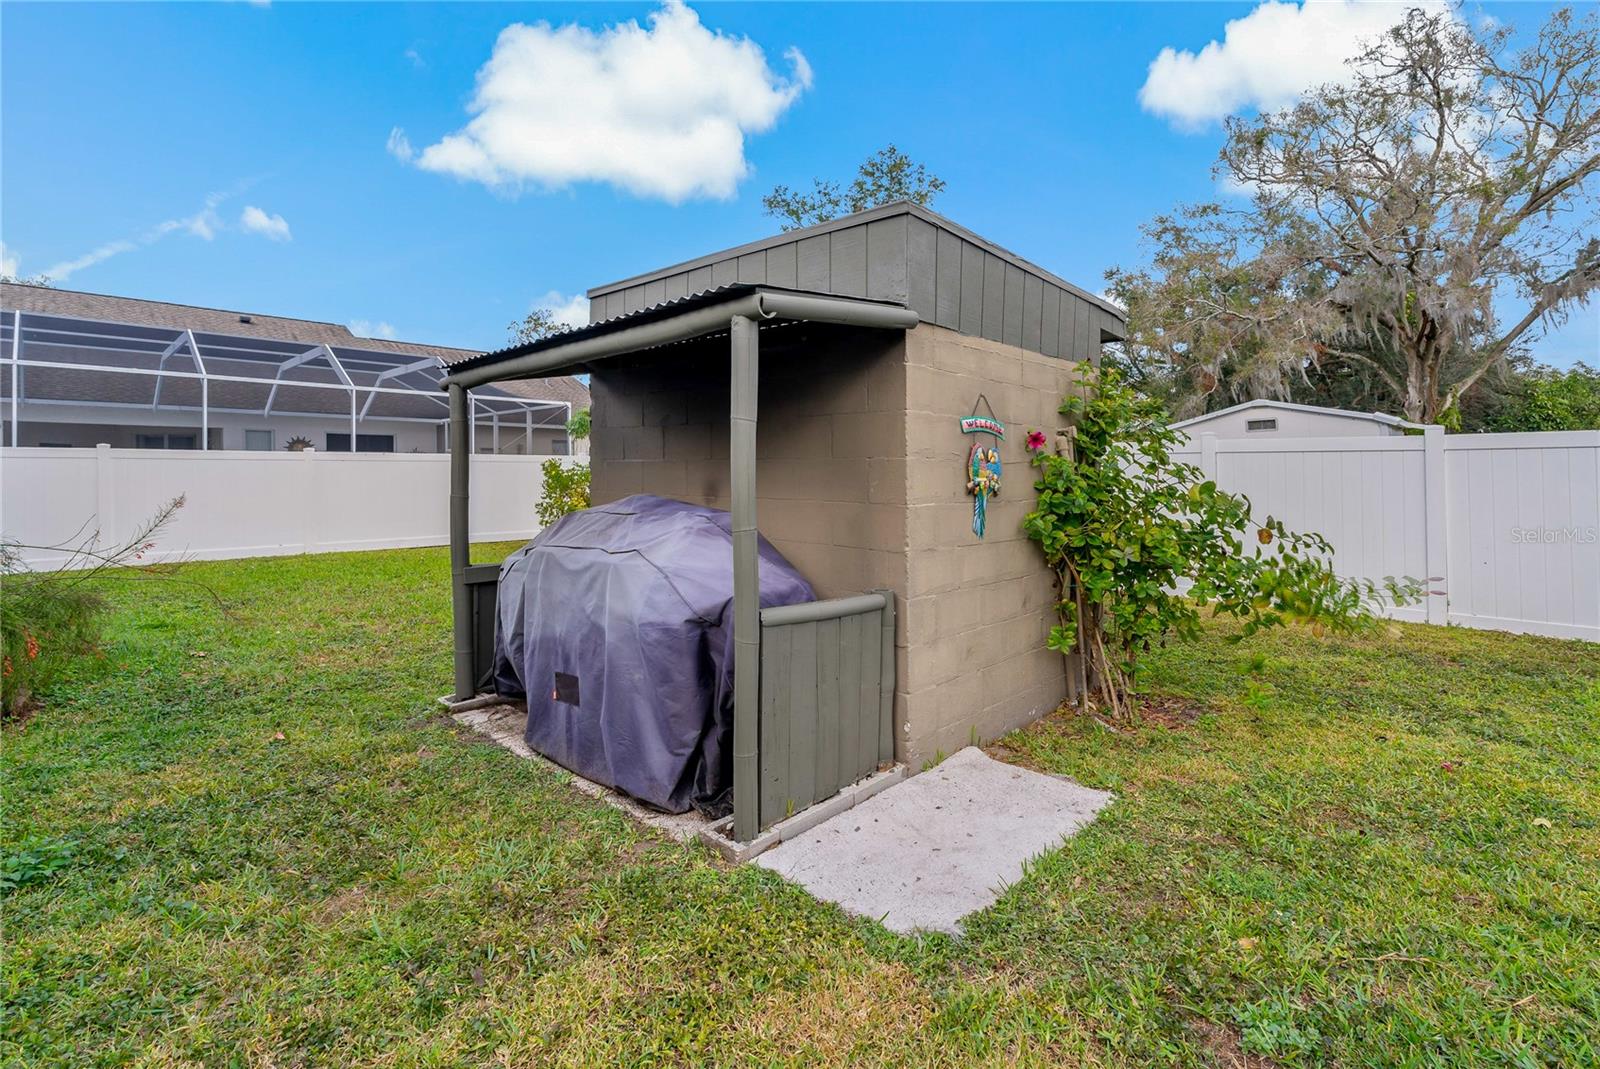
[444,201,1124,837]
[586,315,1092,767]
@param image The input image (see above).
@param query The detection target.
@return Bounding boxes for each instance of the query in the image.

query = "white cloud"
[240,205,292,241]
[404,47,425,69]
[1,242,19,277]
[36,187,291,281]
[349,319,398,340]
[404,0,811,201]
[386,126,415,162]
[533,290,591,329]
[1139,0,1451,130]
[42,240,139,281]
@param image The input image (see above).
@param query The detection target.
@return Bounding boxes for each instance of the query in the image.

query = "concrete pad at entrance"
[755,746,1112,935]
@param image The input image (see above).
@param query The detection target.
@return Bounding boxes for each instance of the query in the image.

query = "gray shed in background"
[585,201,1125,362]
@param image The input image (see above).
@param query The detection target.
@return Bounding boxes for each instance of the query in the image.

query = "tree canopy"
[762,145,945,231]
[1110,7,1600,425]
[506,308,571,347]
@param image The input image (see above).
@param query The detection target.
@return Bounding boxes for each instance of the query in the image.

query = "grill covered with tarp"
[492,494,815,814]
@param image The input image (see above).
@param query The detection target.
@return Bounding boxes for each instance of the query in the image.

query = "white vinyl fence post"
[95,443,115,550]
[301,446,317,554]
[1199,433,1218,480]
[1422,425,1448,624]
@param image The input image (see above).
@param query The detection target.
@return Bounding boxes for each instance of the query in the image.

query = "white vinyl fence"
[1,445,561,568]
[1176,429,1600,642]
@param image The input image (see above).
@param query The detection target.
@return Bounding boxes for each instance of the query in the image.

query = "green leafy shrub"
[1024,365,1419,718]
[536,460,591,527]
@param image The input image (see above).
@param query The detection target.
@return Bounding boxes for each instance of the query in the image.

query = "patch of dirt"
[985,741,1022,763]
[1187,1015,1281,1068]
[1135,695,1210,730]
[1,695,41,728]
[314,885,370,923]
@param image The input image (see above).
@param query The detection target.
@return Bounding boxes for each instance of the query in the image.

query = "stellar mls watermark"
[1509,525,1598,544]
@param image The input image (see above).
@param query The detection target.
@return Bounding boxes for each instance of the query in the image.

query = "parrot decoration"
[959,403,1005,538]
[966,441,1002,537]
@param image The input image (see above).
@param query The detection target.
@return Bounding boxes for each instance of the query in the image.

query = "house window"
[1246,418,1278,432]
[244,429,274,451]
[135,433,198,449]
[549,437,570,455]
[326,433,395,453]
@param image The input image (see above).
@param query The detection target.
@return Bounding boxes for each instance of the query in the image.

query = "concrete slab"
[755,746,1112,935]
[453,703,714,845]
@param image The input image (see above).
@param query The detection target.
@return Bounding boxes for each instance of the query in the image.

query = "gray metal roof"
[448,286,918,387]
[584,201,1125,363]
[462,284,895,371]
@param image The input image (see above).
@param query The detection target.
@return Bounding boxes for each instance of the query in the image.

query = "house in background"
[1171,398,1419,440]
[0,283,589,455]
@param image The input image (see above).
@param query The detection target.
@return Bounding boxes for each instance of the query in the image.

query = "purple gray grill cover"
[492,495,815,815]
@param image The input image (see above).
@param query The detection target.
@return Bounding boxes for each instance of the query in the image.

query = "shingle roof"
[493,376,591,410]
[0,282,590,411]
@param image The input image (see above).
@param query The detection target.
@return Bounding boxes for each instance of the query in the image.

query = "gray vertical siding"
[1001,263,1025,348]
[1022,274,1043,354]
[830,226,867,297]
[766,243,797,289]
[797,234,829,290]
[933,227,962,329]
[587,207,1123,363]
[1041,285,1061,359]
[757,594,895,830]
[906,216,938,321]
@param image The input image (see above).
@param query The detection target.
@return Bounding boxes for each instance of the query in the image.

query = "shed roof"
[1169,399,1421,431]
[446,286,918,388]
[459,284,893,372]
[582,202,1125,363]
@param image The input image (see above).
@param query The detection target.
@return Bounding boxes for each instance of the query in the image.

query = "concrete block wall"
[589,330,909,602]
[897,326,1084,768]
[588,322,1084,773]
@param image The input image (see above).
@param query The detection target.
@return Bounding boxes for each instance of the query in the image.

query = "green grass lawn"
[3,545,1597,1067]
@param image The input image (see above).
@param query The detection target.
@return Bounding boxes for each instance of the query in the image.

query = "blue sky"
[2,1,1592,366]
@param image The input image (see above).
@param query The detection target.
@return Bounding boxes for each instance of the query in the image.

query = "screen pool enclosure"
[443,286,916,842]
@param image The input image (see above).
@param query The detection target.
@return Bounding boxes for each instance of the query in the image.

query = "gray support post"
[877,589,896,763]
[449,384,474,700]
[730,314,761,842]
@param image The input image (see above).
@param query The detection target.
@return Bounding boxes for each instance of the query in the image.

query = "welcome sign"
[959,415,1005,439]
